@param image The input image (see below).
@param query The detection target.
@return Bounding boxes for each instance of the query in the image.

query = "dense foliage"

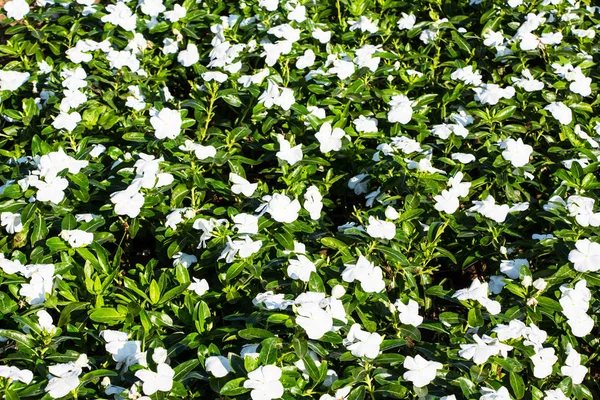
[1,0,600,399]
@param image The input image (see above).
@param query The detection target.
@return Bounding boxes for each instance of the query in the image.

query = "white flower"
[397,13,416,30]
[140,0,165,17]
[202,71,228,83]
[543,389,569,400]
[287,3,306,22]
[262,194,301,223]
[348,174,369,195]
[52,112,82,133]
[179,140,217,160]
[353,115,378,133]
[568,239,600,272]
[162,37,180,55]
[366,216,396,240]
[205,356,232,378]
[492,320,526,341]
[499,259,529,279]
[343,324,382,359]
[90,144,106,158]
[544,102,572,125]
[253,291,293,310]
[567,196,600,227]
[315,123,347,153]
[287,255,317,282]
[560,344,587,384]
[341,255,385,293]
[172,252,197,268]
[241,344,260,359]
[243,365,284,400]
[0,365,33,384]
[489,275,507,294]
[403,355,442,387]
[312,28,331,43]
[473,84,515,105]
[135,363,175,396]
[230,173,257,197]
[303,186,323,220]
[164,4,186,22]
[233,213,259,235]
[35,309,55,333]
[469,195,510,223]
[331,285,346,299]
[512,69,544,92]
[348,16,378,33]
[101,2,137,31]
[45,360,86,399]
[394,299,423,327]
[483,30,505,47]
[320,387,351,400]
[188,278,209,296]
[296,49,316,69]
[4,0,29,20]
[296,302,333,339]
[0,70,30,91]
[480,386,511,400]
[219,236,262,263]
[59,229,94,248]
[178,43,199,67]
[19,264,55,305]
[385,206,399,220]
[111,185,145,218]
[151,108,182,140]
[258,81,295,110]
[501,138,533,168]
[276,134,303,165]
[388,95,413,124]
[531,347,557,379]
[328,59,355,80]
[459,334,512,365]
[1,212,23,234]
[31,176,67,204]
[566,311,594,337]
[451,66,483,86]
[405,157,446,175]
[434,190,460,214]
[100,330,144,370]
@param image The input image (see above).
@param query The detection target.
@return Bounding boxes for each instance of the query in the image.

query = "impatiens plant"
[1,0,600,399]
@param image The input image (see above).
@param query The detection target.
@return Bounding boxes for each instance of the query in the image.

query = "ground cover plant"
[0,0,599,398]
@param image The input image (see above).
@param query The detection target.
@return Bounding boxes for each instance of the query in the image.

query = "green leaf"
[510,371,525,399]
[174,359,200,380]
[467,308,484,327]
[220,377,250,396]
[149,279,161,304]
[80,370,118,385]
[302,353,321,382]
[376,384,409,398]
[451,30,471,53]
[494,106,517,121]
[238,328,274,340]
[257,337,280,365]
[31,214,49,245]
[348,385,366,400]
[89,308,126,325]
[308,271,325,293]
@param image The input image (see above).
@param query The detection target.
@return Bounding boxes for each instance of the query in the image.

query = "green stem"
[199,83,218,141]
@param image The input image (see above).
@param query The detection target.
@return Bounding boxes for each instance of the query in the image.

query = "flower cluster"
[0,0,599,399]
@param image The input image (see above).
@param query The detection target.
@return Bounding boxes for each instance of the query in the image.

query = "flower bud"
[533,278,547,291]
[331,285,346,299]
[385,206,399,220]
